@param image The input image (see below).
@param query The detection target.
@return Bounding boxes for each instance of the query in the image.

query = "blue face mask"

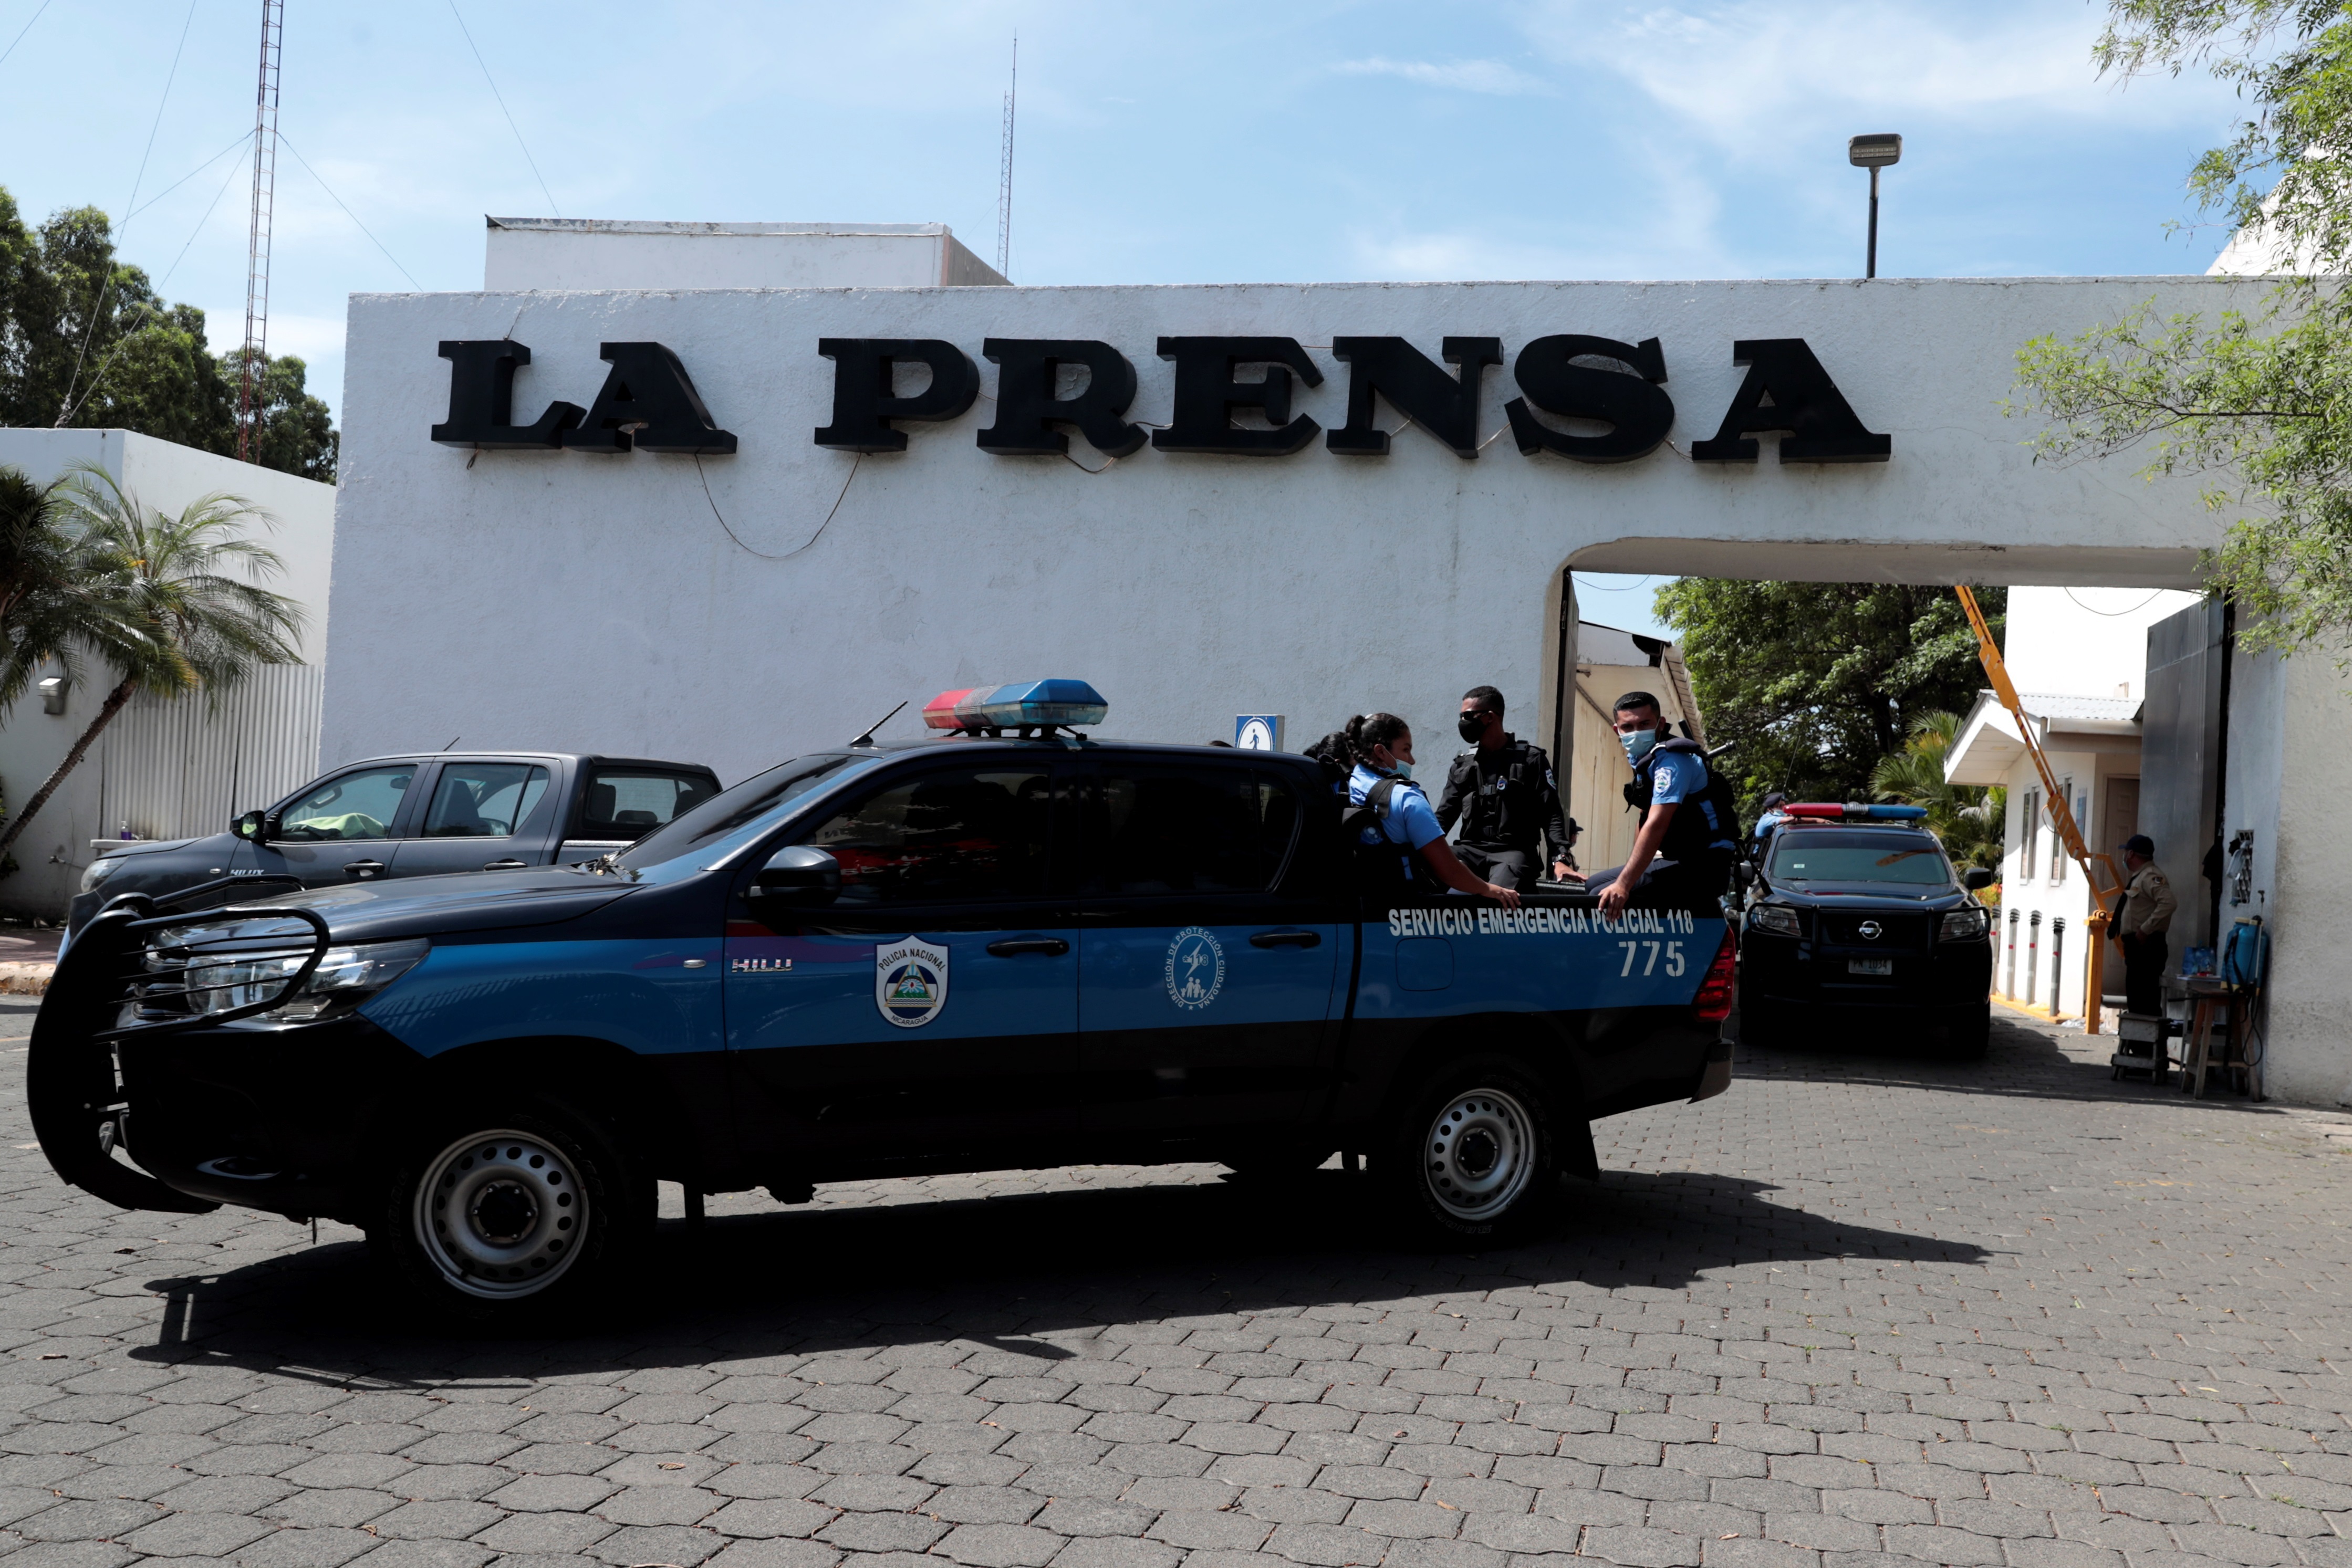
[1620,728,1658,766]
[1389,760,1414,781]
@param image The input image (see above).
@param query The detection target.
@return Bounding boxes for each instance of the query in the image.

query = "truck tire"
[1386,1057,1560,1245]
[374,1095,653,1327]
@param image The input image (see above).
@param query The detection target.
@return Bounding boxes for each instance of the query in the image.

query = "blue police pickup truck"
[33,682,1735,1325]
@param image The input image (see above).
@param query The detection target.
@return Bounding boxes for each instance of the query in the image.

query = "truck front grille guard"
[30,890,326,1214]
[95,906,330,1041]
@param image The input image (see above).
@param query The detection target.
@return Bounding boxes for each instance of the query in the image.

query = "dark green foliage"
[0,187,336,482]
[1652,579,2006,818]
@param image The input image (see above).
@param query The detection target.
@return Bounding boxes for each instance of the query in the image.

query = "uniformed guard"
[1339,712,1522,908]
[1589,691,1740,914]
[2109,833,2177,1016]
[1434,686,1579,892]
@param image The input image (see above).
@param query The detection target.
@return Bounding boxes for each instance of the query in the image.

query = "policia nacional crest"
[875,941,950,1028]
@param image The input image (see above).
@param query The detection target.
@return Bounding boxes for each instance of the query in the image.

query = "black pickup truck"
[68,752,721,939]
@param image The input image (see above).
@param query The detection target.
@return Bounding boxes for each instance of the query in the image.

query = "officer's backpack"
[1338,776,1431,893]
[1624,738,1747,858]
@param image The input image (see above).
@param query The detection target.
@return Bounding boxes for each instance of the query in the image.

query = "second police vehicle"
[35,682,1737,1324]
[1737,802,1997,1054]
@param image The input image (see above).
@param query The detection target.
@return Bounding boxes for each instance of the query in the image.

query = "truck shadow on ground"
[1737,1010,2288,1114]
[131,1162,1985,1383]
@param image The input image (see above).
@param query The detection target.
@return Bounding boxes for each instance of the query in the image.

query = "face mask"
[1456,714,1487,744]
[1391,761,1414,781]
[1620,728,1659,766]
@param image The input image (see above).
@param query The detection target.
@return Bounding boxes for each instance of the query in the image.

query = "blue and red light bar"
[1781,802,1929,821]
[922,679,1109,733]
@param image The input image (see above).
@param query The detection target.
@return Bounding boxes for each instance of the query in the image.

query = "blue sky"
[5,1,2247,634]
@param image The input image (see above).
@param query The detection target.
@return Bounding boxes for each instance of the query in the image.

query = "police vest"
[1445,739,1554,850]
[1626,739,1743,863]
[1340,776,1438,893]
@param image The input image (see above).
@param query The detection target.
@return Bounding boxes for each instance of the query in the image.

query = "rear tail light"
[1692,928,1737,1022]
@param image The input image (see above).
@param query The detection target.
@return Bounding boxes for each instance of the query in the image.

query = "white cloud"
[1515,1,2236,151]
[1331,56,1554,96]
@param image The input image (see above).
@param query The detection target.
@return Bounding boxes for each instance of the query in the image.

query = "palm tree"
[1871,710,2006,871]
[0,466,98,715]
[0,464,305,861]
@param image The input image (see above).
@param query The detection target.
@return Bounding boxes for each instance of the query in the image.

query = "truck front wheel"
[376,1096,652,1325]
[1387,1059,1560,1243]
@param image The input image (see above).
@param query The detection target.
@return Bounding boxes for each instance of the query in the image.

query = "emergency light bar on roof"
[1783,802,1929,821]
[922,679,1108,737]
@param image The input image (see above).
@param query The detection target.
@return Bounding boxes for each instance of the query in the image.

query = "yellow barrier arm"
[1955,586,2126,1036]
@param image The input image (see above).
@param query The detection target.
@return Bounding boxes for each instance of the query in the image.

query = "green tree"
[0,189,336,481]
[2011,1,2352,653]
[0,465,305,863]
[1652,579,2005,816]
[1869,710,2007,871]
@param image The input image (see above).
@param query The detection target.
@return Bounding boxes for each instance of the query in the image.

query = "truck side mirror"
[233,810,267,843]
[1964,866,1995,891]
[1731,863,1755,890]
[747,846,840,906]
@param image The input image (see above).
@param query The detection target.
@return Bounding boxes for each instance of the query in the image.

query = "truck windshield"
[1770,832,1953,886]
[610,754,878,879]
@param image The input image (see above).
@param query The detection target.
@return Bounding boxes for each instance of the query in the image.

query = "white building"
[1946,587,2201,1020]
[0,430,336,919]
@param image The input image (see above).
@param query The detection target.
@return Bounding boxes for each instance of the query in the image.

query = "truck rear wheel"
[1386,1059,1559,1244]
[375,1096,652,1326]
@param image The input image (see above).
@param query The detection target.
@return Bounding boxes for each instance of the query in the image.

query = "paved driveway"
[1,1000,2348,1568]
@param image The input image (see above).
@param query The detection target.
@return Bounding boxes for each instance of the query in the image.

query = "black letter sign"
[429,341,582,448]
[561,342,738,455]
[813,339,980,452]
[1326,337,1502,458]
[1504,336,1674,464]
[976,340,1146,458]
[1151,337,1324,456]
[1690,339,1890,463]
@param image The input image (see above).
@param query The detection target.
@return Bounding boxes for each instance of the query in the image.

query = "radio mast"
[995,36,1016,279]
[236,0,285,464]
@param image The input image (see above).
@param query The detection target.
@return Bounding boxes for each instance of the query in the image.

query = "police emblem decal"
[1164,926,1225,1011]
[875,940,951,1028]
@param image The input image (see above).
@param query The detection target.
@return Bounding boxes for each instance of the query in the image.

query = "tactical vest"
[1626,739,1744,864]
[1447,739,1552,850]
[1340,776,1435,892]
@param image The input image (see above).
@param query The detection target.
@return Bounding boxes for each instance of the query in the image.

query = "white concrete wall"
[0,430,335,916]
[2215,642,2352,1107]
[2004,586,2203,703]
[1992,738,2145,1020]
[484,222,1008,291]
[330,276,2252,793]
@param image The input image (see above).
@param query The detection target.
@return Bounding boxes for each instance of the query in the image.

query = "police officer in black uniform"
[1434,686,1580,893]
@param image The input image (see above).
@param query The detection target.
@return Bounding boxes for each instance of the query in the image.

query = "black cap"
[2121,834,2155,856]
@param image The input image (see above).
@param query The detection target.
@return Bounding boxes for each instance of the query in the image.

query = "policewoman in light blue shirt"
[1343,713,1522,909]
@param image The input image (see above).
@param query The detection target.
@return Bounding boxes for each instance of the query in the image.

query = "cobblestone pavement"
[2,998,2350,1568]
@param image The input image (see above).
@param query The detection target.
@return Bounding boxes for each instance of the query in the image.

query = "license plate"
[1848,957,1893,976]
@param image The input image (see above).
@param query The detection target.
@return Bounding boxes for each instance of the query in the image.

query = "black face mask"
[1458,713,1489,744]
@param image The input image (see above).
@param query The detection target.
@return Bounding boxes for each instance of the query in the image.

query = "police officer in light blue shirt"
[1342,712,1522,908]
[1588,692,1738,914]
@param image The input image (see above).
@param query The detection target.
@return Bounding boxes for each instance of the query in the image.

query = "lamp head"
[1848,133,1902,169]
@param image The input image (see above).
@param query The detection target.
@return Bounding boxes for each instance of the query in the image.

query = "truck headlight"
[1749,904,1802,937]
[80,856,123,894]
[1939,907,1989,942]
[223,938,430,1026]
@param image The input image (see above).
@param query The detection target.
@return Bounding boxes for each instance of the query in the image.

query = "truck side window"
[277,766,414,841]
[805,766,1053,905]
[1085,765,1300,896]
[577,768,721,841]
[424,764,551,838]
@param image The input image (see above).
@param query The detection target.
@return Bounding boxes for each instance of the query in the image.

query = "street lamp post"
[1848,133,1902,279]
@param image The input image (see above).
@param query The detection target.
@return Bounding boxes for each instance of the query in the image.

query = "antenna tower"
[236,0,285,464]
[995,36,1016,278]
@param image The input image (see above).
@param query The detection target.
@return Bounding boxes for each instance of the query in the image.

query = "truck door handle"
[1251,929,1322,949]
[482,859,528,871]
[344,860,386,879]
[986,937,1070,957]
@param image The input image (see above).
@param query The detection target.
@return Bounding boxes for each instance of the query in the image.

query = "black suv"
[1736,812,1995,1054]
